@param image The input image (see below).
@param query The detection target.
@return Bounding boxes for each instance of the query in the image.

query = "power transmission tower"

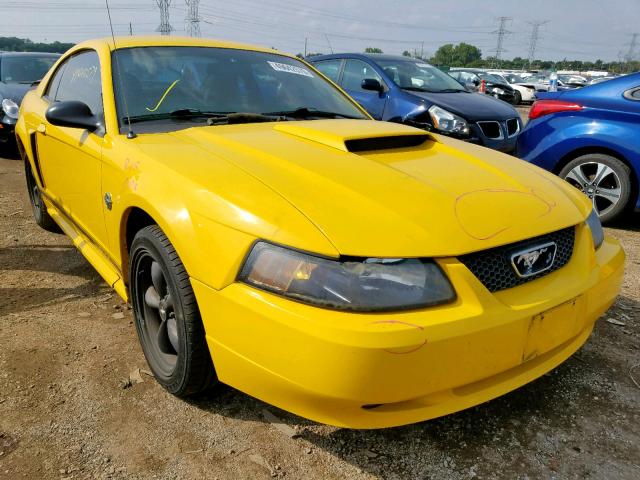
[624,33,638,63]
[492,16,512,67]
[185,0,201,37]
[155,0,173,36]
[526,20,548,69]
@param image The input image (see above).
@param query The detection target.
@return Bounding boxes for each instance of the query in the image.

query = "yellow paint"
[15,36,625,428]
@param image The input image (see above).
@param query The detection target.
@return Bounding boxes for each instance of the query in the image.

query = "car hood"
[146,119,588,258]
[404,90,518,121]
[0,82,32,103]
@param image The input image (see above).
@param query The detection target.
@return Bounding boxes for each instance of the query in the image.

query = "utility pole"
[129,22,133,35]
[304,37,307,57]
[492,16,512,67]
[155,0,173,36]
[624,33,638,63]
[420,41,424,59]
[526,20,548,69]
[185,0,201,37]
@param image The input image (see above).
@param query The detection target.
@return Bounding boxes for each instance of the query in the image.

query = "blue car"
[517,73,640,223]
[309,53,521,152]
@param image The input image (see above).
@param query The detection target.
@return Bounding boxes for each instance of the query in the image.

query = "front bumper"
[0,115,17,144]
[469,120,519,153]
[192,225,624,429]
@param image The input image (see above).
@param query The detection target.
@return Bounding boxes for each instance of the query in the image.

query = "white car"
[492,73,536,104]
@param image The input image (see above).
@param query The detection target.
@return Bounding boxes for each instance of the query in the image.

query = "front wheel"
[559,154,632,223]
[129,225,217,396]
[513,91,522,105]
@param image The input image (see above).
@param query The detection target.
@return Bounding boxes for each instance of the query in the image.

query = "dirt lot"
[0,152,639,480]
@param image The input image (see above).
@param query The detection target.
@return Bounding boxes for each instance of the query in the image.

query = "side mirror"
[45,101,100,131]
[473,78,480,86]
[361,78,384,93]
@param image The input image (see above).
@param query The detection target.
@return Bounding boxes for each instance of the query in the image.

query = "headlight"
[585,209,604,249]
[491,88,505,95]
[238,242,456,311]
[428,105,469,136]
[1,98,19,119]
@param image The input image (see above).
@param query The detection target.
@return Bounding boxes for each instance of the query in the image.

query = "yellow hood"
[158,119,589,257]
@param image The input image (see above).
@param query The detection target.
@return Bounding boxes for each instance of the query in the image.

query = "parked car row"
[3,45,637,225]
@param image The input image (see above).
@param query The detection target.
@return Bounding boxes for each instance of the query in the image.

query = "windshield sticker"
[415,63,430,68]
[267,61,313,77]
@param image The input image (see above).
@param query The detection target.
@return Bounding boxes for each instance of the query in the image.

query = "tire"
[559,153,632,223]
[129,225,217,397]
[24,161,62,233]
[513,91,522,105]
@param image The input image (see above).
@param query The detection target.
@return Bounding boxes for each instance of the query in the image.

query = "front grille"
[506,118,520,137]
[458,227,575,292]
[477,121,503,139]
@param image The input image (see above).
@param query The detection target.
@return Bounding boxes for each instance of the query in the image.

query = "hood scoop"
[273,119,432,152]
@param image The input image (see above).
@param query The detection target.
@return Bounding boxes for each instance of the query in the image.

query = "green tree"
[430,43,481,67]
[364,47,383,53]
[0,36,73,53]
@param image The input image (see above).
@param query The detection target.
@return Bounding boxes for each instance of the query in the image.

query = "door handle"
[37,123,46,135]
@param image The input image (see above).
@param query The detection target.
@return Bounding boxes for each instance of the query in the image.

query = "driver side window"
[342,59,383,92]
[52,51,103,116]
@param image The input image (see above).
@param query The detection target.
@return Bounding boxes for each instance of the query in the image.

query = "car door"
[340,59,387,119]
[36,50,109,250]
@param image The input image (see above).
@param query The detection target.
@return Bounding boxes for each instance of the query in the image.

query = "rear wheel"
[24,161,61,233]
[559,154,632,223]
[129,225,217,396]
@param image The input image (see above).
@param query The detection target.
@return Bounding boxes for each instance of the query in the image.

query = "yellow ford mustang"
[16,37,624,429]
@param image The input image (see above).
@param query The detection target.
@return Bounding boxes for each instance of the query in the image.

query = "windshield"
[376,60,465,92]
[503,73,526,83]
[0,55,58,84]
[477,72,504,83]
[111,46,367,128]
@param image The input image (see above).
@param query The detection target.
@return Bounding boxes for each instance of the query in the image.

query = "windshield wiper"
[126,109,284,125]
[403,86,465,93]
[402,86,436,92]
[125,109,232,124]
[262,107,361,119]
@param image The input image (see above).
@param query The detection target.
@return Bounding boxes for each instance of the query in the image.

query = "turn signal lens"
[586,209,604,249]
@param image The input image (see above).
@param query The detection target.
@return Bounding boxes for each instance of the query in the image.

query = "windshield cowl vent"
[345,134,430,152]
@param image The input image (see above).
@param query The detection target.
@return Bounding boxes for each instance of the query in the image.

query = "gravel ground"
[0,151,639,479]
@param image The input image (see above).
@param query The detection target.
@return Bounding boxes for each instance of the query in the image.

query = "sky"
[1,0,639,62]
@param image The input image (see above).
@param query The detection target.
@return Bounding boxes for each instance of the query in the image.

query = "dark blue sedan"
[309,53,521,152]
[517,73,640,222]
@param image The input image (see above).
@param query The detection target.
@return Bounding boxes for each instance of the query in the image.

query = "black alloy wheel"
[129,225,217,396]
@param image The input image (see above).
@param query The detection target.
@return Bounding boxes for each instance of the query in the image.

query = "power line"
[491,16,512,66]
[624,33,638,62]
[155,0,173,36]
[185,0,201,37]
[527,20,549,67]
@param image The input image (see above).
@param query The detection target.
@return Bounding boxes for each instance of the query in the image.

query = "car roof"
[69,36,282,56]
[309,53,430,63]
[0,52,60,58]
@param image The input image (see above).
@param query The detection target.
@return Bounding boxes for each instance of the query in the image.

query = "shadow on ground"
[0,244,103,315]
